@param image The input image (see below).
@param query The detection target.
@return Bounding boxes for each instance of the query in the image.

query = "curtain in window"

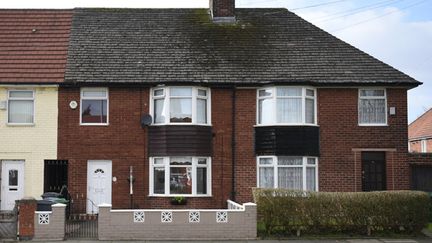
[277,98,302,123]
[197,98,207,124]
[259,98,273,124]
[278,167,303,190]
[170,98,192,122]
[196,167,207,194]
[278,156,302,165]
[153,167,165,194]
[259,167,274,188]
[154,99,165,123]
[277,87,301,96]
[305,98,314,124]
[306,167,316,191]
[359,99,385,124]
[8,100,34,123]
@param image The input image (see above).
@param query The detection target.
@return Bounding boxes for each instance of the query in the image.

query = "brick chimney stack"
[210,0,236,23]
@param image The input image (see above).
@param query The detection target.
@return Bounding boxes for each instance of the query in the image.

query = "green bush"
[252,189,429,236]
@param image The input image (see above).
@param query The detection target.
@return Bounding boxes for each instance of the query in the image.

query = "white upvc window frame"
[149,156,212,197]
[358,88,387,126]
[7,89,35,125]
[256,86,317,126]
[150,86,211,126]
[80,87,109,126]
[421,139,427,153]
[256,156,319,191]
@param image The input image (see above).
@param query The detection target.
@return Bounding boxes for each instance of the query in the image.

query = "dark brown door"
[362,152,386,191]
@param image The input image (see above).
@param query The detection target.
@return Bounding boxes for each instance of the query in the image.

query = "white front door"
[87,160,112,214]
[1,160,25,211]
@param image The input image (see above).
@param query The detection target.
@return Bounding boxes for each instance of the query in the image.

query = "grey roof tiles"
[64,8,420,86]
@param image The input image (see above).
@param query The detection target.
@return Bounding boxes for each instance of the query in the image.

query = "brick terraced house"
[0,0,421,214]
[409,108,432,153]
[0,10,72,210]
[55,0,421,213]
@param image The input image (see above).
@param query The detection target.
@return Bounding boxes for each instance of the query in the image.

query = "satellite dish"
[140,114,153,128]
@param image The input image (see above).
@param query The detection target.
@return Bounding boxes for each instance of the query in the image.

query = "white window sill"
[358,124,388,127]
[6,123,35,127]
[150,123,212,127]
[80,123,109,126]
[254,124,319,127]
[148,194,212,198]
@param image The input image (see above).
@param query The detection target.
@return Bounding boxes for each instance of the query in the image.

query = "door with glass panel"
[87,160,112,214]
[1,161,25,210]
[362,152,386,191]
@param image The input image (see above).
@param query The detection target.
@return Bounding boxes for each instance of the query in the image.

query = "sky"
[1,0,431,123]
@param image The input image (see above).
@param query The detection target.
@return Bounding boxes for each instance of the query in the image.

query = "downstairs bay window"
[257,87,316,125]
[150,157,211,196]
[257,156,318,191]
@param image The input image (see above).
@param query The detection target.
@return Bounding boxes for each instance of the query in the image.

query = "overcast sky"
[2,0,430,123]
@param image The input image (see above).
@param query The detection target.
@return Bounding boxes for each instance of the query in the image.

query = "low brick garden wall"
[98,200,257,240]
[34,204,66,240]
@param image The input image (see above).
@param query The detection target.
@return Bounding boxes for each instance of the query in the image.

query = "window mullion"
[207,88,211,125]
[315,160,319,191]
[303,157,307,190]
[273,88,277,124]
[165,158,170,195]
[192,158,197,195]
[302,88,306,124]
[207,158,212,195]
[274,157,278,188]
[150,158,154,194]
[192,88,197,124]
[165,88,170,125]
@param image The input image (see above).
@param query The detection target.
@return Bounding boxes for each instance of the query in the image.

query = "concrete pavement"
[14,239,431,243]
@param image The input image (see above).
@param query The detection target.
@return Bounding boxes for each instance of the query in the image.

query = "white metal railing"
[227,200,244,210]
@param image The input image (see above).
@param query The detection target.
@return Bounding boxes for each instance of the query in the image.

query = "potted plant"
[170,196,187,205]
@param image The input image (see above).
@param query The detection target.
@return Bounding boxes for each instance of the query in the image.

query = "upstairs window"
[257,156,318,191]
[80,88,108,125]
[8,90,34,124]
[257,87,316,125]
[358,89,387,125]
[151,87,210,125]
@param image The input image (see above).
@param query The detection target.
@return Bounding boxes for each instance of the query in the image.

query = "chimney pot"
[210,0,236,23]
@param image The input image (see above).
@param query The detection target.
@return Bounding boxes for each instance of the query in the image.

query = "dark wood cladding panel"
[148,125,213,156]
[255,126,320,156]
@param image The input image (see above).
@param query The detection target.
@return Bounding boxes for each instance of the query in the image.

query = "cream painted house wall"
[0,86,58,200]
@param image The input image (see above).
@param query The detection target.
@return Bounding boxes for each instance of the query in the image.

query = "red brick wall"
[58,87,234,211]
[59,86,410,209]
[409,153,432,165]
[18,199,37,240]
[318,88,409,192]
[234,89,257,203]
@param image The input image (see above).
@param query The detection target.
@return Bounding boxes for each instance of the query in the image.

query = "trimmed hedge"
[252,189,429,236]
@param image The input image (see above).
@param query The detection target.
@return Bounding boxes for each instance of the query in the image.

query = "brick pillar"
[243,202,257,239]
[17,197,37,240]
[98,203,112,240]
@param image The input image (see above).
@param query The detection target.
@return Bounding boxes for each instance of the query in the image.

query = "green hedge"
[252,189,429,236]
